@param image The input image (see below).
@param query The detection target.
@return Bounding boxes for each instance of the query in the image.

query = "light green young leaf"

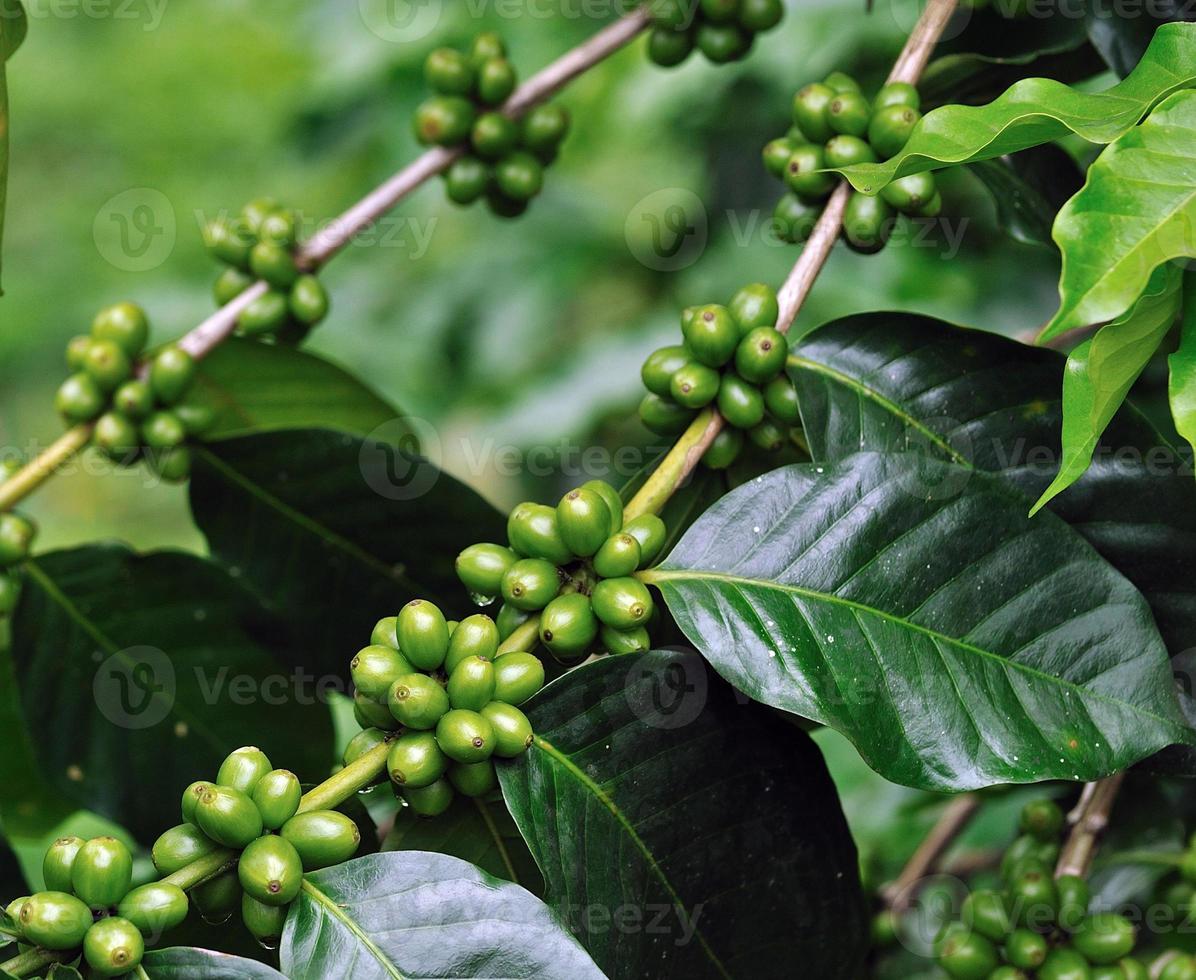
[1032,265,1182,513]
[833,22,1196,194]
[1040,90,1196,340]
[0,0,28,296]
[1169,271,1196,458]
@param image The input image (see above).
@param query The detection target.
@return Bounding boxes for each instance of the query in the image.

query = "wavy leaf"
[189,429,506,665]
[1171,272,1196,458]
[788,311,1196,660]
[1033,265,1182,511]
[968,144,1084,249]
[498,649,867,979]
[194,340,411,444]
[646,453,1188,790]
[834,22,1196,194]
[142,948,286,979]
[9,544,331,842]
[280,851,602,980]
[1041,90,1196,340]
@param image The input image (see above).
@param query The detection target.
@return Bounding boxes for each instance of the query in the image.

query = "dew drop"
[469,591,497,608]
[202,911,233,926]
[257,938,281,951]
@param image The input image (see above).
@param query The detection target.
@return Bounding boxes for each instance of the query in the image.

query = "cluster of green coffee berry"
[2,746,357,971]
[0,462,35,623]
[348,599,541,817]
[204,199,330,343]
[638,283,801,470]
[456,480,666,660]
[765,72,940,253]
[646,0,783,67]
[934,799,1144,980]
[55,303,207,483]
[416,34,570,218]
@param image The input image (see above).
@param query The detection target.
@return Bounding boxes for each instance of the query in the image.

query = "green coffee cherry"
[792,83,835,142]
[670,362,721,409]
[700,0,737,21]
[445,615,500,674]
[989,968,1029,980]
[117,882,188,938]
[251,769,303,830]
[456,543,518,598]
[249,241,299,290]
[204,217,253,268]
[876,81,920,110]
[641,346,690,398]
[470,31,506,66]
[82,338,132,392]
[1057,873,1090,930]
[397,599,450,670]
[238,835,303,906]
[425,47,474,95]
[1020,799,1065,841]
[486,189,529,219]
[353,691,393,731]
[683,304,739,367]
[449,760,497,797]
[415,96,476,146]
[1004,927,1047,969]
[259,208,298,247]
[961,889,1009,941]
[639,393,696,435]
[843,192,893,254]
[703,427,743,469]
[290,275,330,326]
[501,558,561,611]
[622,514,666,566]
[92,302,149,357]
[784,145,835,201]
[696,23,750,64]
[56,372,106,422]
[42,836,85,893]
[521,104,570,154]
[241,197,279,234]
[1038,948,1093,980]
[762,375,800,424]
[868,104,921,159]
[280,810,361,871]
[717,374,766,430]
[749,419,785,451]
[173,400,216,438]
[151,446,192,484]
[371,615,399,648]
[142,410,187,451]
[647,26,694,68]
[585,477,627,531]
[738,0,783,31]
[935,924,998,980]
[383,673,446,731]
[436,708,496,764]
[192,870,240,924]
[1073,913,1136,965]
[557,488,613,557]
[4,896,28,937]
[1009,867,1058,928]
[479,701,534,757]
[494,152,543,201]
[472,112,519,159]
[351,644,414,701]
[388,731,448,788]
[448,655,497,711]
[881,172,938,214]
[153,823,217,875]
[495,603,529,641]
[343,729,388,772]
[476,57,517,105]
[591,577,653,629]
[150,346,197,405]
[70,836,133,909]
[824,134,876,170]
[402,778,455,817]
[735,327,787,383]
[214,267,255,307]
[600,624,651,655]
[493,651,545,705]
[763,138,801,180]
[243,893,288,946]
[18,891,92,950]
[1001,834,1052,880]
[66,334,93,371]
[82,916,144,976]
[239,290,290,336]
[593,532,642,579]
[539,593,598,657]
[445,157,491,206]
[826,90,870,138]
[728,283,779,333]
[507,502,573,563]
[195,785,263,849]
[0,514,34,567]
[823,71,860,94]
[217,745,272,794]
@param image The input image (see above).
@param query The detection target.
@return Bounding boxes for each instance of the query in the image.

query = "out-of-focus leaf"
[968,144,1084,249]
[1169,271,1196,458]
[1087,4,1195,77]
[0,0,28,295]
[141,948,287,979]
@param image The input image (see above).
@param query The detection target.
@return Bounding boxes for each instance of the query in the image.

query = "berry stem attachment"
[0,424,93,513]
[296,741,391,815]
[882,792,980,914]
[1055,772,1126,879]
[627,0,958,511]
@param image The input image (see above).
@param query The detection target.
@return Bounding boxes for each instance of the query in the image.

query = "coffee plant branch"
[623,0,960,522]
[0,8,653,515]
[882,792,981,914]
[1055,772,1126,879]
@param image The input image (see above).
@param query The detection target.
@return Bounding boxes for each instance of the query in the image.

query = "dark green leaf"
[9,545,332,842]
[190,429,506,664]
[383,795,542,895]
[968,144,1084,249]
[834,22,1196,194]
[1042,91,1196,340]
[193,340,412,443]
[647,454,1188,790]
[142,948,286,979]
[788,311,1196,659]
[499,650,867,979]
[281,851,602,980]
[1087,3,1191,76]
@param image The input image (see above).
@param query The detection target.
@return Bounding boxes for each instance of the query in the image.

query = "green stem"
[161,847,237,891]
[298,741,390,813]
[497,616,540,656]
[0,947,68,976]
[624,409,718,523]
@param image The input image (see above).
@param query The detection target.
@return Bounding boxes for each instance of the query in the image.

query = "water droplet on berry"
[469,591,496,608]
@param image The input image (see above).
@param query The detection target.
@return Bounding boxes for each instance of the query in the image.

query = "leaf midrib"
[531,735,733,980]
[301,878,405,980]
[643,567,1187,734]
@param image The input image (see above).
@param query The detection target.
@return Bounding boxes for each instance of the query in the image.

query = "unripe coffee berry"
[492,651,546,705]
[152,823,218,875]
[728,283,779,333]
[436,708,496,764]
[621,514,667,566]
[388,731,448,788]
[238,835,304,906]
[583,480,624,532]
[702,427,743,469]
[425,47,475,96]
[507,502,573,564]
[593,532,642,579]
[84,916,144,976]
[683,304,739,367]
[402,778,455,817]
[19,891,92,950]
[494,152,544,202]
[251,769,303,830]
[397,599,450,670]
[117,882,189,937]
[539,593,599,657]
[556,487,613,557]
[279,810,361,871]
[72,836,133,909]
[448,655,497,711]
[480,701,534,757]
[243,893,288,946]
[735,326,788,383]
[217,745,272,794]
[792,83,835,143]
[591,577,654,629]
[639,393,696,434]
[195,785,263,849]
[670,362,720,409]
[501,558,562,611]
[91,302,149,358]
[457,543,519,597]
[42,836,85,893]
[112,379,154,420]
[0,513,36,565]
[290,275,330,326]
[476,57,517,105]
[414,96,476,146]
[388,673,451,730]
[449,760,498,797]
[150,346,197,405]
[717,374,766,430]
[83,339,132,392]
[352,644,414,701]
[601,624,651,656]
